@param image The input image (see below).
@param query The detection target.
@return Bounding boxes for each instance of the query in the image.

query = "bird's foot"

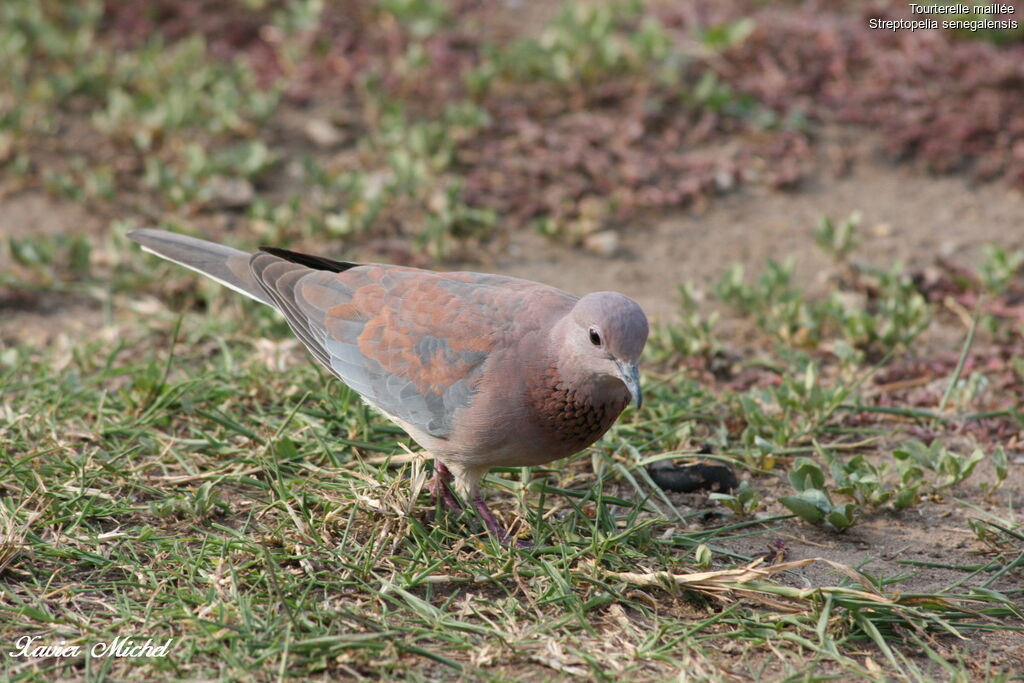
[474,494,532,548]
[429,462,530,547]
[429,461,462,512]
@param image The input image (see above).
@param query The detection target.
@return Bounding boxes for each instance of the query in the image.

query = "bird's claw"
[431,461,531,547]
[473,494,531,548]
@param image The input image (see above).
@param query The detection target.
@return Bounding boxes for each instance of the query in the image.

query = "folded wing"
[250,256,554,438]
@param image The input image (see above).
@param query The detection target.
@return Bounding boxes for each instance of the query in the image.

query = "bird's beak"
[617,360,643,410]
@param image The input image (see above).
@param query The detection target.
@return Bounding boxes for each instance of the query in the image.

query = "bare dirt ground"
[0,194,106,347]
[500,129,1024,321]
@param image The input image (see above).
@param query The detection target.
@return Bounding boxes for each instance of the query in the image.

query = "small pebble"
[206,176,255,209]
[583,230,619,257]
[304,118,343,148]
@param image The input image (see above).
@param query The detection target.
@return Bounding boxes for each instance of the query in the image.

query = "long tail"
[127,228,272,306]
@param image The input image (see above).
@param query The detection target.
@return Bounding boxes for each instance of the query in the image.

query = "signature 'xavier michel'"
[129,229,649,544]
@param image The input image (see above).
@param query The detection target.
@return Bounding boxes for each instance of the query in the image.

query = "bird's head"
[561,291,649,408]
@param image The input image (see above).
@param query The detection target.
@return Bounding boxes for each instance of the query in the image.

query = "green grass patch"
[2,1,1023,679]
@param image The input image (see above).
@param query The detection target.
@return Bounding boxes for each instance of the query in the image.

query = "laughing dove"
[128,229,648,543]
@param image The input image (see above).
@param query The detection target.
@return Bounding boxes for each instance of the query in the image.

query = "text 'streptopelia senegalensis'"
[128,229,649,544]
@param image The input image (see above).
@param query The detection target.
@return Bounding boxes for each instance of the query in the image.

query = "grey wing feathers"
[127,228,272,306]
[248,253,334,369]
[248,257,451,435]
[130,229,494,439]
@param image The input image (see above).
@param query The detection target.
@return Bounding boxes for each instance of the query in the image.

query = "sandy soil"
[499,132,1024,321]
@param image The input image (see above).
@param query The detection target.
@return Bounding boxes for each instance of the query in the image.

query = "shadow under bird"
[128,229,648,544]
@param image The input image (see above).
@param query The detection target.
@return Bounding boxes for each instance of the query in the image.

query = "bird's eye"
[588,327,602,346]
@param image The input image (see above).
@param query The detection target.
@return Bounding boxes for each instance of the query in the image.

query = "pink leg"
[428,461,462,512]
[428,462,531,547]
[474,494,532,548]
